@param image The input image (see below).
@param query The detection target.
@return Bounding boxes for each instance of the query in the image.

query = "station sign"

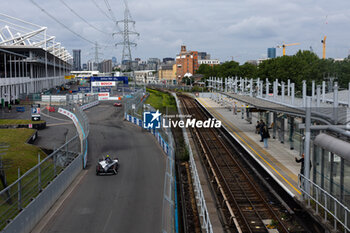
[31,104,41,121]
[92,81,116,87]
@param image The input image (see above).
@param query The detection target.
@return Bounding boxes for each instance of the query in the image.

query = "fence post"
[334,199,337,230]
[53,152,56,176]
[38,153,41,191]
[325,193,328,221]
[17,168,21,210]
[316,188,319,214]
[66,140,68,160]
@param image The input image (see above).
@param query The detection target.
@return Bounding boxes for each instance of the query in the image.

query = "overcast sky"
[2,0,350,64]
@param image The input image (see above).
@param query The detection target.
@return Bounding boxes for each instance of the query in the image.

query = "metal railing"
[299,173,350,232]
[124,89,176,233]
[0,93,94,230]
[173,93,213,233]
[124,87,147,118]
[0,135,80,230]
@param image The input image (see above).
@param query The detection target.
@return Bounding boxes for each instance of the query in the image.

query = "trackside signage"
[143,110,221,129]
[58,108,83,138]
[92,81,116,87]
[98,92,110,100]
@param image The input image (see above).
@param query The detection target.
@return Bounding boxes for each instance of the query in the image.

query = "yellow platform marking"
[197,98,301,195]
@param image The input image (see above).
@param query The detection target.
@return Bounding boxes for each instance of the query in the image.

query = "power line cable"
[103,0,122,32]
[59,0,113,36]
[90,0,114,22]
[30,0,96,45]
[103,0,117,22]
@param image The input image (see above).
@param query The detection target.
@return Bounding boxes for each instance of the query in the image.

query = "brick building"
[158,64,177,84]
[176,45,198,83]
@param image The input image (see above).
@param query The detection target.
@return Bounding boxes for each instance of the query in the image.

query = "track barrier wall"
[124,88,176,233]
[0,94,95,232]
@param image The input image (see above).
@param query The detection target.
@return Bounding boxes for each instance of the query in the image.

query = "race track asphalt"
[39,101,166,233]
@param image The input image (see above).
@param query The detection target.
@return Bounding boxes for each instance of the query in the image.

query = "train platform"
[196,96,303,198]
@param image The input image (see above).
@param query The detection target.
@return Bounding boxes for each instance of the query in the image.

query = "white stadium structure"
[0,13,73,103]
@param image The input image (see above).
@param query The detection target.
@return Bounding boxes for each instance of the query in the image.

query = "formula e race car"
[113,102,122,107]
[96,156,119,175]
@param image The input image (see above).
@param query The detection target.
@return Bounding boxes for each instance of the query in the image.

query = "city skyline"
[3,0,350,64]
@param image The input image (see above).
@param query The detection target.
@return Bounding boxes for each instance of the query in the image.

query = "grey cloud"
[1,0,350,64]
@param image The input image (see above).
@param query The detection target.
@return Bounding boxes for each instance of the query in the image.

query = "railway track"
[179,94,290,233]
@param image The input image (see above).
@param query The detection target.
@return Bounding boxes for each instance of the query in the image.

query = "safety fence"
[173,93,213,233]
[124,114,174,165]
[124,89,176,233]
[0,135,80,231]
[0,94,94,232]
[299,174,350,233]
[125,113,176,233]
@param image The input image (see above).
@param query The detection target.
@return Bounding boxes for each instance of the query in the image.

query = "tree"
[195,50,350,91]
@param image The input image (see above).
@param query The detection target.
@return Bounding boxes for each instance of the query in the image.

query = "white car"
[96,157,119,175]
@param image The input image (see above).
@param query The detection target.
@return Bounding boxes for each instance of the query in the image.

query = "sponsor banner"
[58,108,83,138]
[80,100,99,110]
[78,87,111,92]
[91,76,128,84]
[31,104,41,119]
[108,96,122,100]
[92,81,116,87]
[98,92,110,100]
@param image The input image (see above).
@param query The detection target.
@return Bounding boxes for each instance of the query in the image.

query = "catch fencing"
[124,89,176,233]
[0,94,95,232]
[0,135,80,231]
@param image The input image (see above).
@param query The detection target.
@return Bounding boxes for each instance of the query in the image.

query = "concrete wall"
[2,153,83,233]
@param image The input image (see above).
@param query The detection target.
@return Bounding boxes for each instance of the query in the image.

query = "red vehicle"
[113,102,122,107]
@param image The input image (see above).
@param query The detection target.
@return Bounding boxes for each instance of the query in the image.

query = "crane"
[321,36,327,59]
[277,42,300,56]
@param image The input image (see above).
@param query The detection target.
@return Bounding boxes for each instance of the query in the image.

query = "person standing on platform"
[295,153,311,175]
[295,154,305,175]
[255,121,260,134]
[233,102,237,115]
[259,120,265,142]
[262,125,270,148]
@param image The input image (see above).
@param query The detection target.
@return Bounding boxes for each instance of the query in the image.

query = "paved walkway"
[197,97,303,198]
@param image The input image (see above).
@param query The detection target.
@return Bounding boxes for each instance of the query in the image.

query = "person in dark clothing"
[262,125,270,148]
[255,121,260,134]
[295,154,305,175]
[105,155,113,164]
[295,154,312,175]
[259,120,265,142]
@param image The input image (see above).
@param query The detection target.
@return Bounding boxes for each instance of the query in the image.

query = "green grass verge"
[0,129,46,188]
[145,88,177,115]
[0,119,45,125]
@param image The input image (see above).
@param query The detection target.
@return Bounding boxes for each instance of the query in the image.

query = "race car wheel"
[113,165,118,175]
[96,165,100,175]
